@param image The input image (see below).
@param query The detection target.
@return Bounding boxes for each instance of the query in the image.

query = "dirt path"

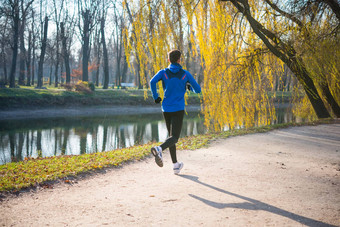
[1,124,339,226]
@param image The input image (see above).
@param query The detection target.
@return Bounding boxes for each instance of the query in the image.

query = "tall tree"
[77,0,99,82]
[5,0,34,88]
[60,21,71,84]
[18,3,26,86]
[124,0,143,89]
[112,1,127,87]
[52,0,64,87]
[81,9,90,82]
[26,30,32,86]
[37,16,48,88]
[92,25,101,86]
[261,0,340,117]
[30,8,36,86]
[58,0,76,85]
[100,1,109,89]
[8,0,20,88]
[221,0,331,118]
[0,17,10,84]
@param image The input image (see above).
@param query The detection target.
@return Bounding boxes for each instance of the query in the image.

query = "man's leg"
[160,110,184,163]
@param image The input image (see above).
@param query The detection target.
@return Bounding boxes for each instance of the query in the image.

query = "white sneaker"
[173,162,184,175]
[151,146,163,167]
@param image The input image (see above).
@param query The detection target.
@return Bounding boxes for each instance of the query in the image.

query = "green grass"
[0,87,201,107]
[0,119,335,193]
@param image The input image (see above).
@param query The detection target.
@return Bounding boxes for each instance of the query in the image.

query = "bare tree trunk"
[53,0,61,88]
[121,54,128,83]
[60,22,71,84]
[116,22,123,88]
[101,18,109,89]
[31,9,35,86]
[1,47,8,84]
[287,56,330,118]
[54,25,60,88]
[18,18,26,86]
[26,31,32,86]
[54,54,59,87]
[0,17,9,84]
[82,9,90,82]
[9,3,20,88]
[60,60,64,83]
[93,26,101,86]
[116,56,121,87]
[49,63,53,86]
[31,39,35,85]
[37,16,48,88]
[319,80,340,117]
[175,0,183,51]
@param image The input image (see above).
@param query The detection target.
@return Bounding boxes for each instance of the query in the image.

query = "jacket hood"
[168,63,182,73]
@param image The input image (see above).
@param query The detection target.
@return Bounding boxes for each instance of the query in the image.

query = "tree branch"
[228,0,290,63]
[263,0,304,27]
[321,0,340,21]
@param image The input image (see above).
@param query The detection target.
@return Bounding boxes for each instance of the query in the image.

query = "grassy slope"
[0,87,201,108]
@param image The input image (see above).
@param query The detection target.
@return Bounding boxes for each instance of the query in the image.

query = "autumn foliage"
[61,62,99,84]
[124,0,339,131]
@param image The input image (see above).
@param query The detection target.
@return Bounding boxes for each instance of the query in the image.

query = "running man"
[150,49,201,174]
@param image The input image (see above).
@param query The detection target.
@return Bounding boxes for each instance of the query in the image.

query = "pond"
[0,104,301,165]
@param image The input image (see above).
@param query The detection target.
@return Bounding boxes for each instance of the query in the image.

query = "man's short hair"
[168,49,181,64]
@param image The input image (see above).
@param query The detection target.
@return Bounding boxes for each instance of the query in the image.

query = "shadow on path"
[179,174,336,227]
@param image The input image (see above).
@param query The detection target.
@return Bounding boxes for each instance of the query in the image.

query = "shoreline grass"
[0,87,201,108]
[0,119,337,194]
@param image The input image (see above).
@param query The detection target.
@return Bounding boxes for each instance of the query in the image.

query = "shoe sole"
[151,147,163,167]
[173,163,184,175]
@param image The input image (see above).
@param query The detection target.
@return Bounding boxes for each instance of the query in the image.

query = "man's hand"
[187,83,192,91]
[155,97,162,103]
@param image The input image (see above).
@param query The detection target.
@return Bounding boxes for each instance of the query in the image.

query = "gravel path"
[1,124,339,226]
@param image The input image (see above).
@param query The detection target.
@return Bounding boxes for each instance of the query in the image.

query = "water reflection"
[0,105,304,165]
[0,112,204,164]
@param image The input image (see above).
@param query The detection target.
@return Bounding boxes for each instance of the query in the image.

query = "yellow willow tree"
[194,1,277,131]
[123,0,189,92]
[123,0,149,89]
[221,0,340,119]
[123,0,288,131]
[295,7,340,118]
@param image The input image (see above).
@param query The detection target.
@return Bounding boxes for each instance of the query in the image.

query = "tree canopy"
[1,0,339,131]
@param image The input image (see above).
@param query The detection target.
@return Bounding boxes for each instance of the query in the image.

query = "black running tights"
[160,110,184,163]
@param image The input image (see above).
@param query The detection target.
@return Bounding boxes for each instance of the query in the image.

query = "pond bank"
[0,105,201,120]
[0,88,202,109]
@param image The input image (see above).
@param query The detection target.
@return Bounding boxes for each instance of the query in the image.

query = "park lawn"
[0,87,290,108]
[0,86,152,99]
[0,87,202,107]
[0,120,331,193]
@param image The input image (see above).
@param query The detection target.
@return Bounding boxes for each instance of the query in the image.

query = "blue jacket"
[150,63,201,112]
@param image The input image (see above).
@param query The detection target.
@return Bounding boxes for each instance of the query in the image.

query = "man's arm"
[187,72,201,94]
[150,70,163,100]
